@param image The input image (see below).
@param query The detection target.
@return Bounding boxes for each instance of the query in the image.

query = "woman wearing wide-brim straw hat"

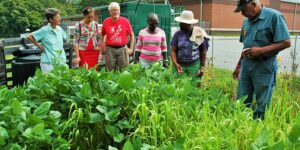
[170,10,210,88]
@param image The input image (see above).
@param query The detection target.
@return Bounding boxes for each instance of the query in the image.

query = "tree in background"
[0,0,132,38]
[41,0,77,17]
[0,0,77,38]
[0,0,43,37]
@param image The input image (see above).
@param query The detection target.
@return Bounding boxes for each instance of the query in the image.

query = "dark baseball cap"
[234,0,254,13]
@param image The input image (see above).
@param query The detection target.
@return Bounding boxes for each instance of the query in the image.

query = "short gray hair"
[45,8,60,23]
[108,2,120,11]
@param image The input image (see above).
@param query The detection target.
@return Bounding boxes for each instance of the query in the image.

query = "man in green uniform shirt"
[233,0,291,120]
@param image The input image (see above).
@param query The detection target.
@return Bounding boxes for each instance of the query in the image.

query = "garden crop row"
[0,63,300,149]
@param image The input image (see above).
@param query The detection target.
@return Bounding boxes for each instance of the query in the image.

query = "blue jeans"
[237,57,277,120]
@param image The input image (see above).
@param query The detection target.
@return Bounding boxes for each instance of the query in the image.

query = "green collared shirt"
[240,6,290,56]
[32,24,67,64]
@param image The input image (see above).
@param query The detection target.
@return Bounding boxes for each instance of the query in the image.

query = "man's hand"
[233,65,240,80]
[242,47,264,59]
[40,46,45,53]
[37,44,45,53]
[127,48,133,55]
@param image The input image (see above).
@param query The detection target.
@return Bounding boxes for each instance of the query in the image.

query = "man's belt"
[107,45,126,49]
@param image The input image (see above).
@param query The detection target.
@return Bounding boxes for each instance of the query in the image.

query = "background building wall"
[281,2,300,32]
[61,0,300,33]
[168,0,300,33]
[211,1,242,30]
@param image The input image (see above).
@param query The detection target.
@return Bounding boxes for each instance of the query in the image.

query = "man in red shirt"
[101,2,135,71]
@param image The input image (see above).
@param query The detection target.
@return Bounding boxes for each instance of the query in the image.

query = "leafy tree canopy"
[0,0,43,37]
[0,0,77,38]
[0,0,134,38]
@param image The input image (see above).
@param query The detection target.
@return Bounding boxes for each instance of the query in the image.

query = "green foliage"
[0,0,139,38]
[122,140,134,150]
[40,0,77,17]
[118,71,133,90]
[0,0,43,37]
[0,0,77,38]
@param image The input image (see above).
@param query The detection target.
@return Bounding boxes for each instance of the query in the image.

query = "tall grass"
[129,66,300,149]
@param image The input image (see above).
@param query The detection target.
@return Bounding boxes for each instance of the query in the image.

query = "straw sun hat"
[175,10,199,24]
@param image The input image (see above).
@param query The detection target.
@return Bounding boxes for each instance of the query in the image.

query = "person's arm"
[171,46,182,75]
[128,31,135,55]
[73,44,80,65]
[242,40,291,59]
[100,21,107,54]
[97,27,103,59]
[200,49,207,68]
[72,23,81,65]
[233,54,244,80]
[134,51,141,63]
[233,26,246,80]
[196,39,209,77]
[170,31,182,74]
[100,34,107,54]
[126,18,135,55]
[27,33,45,52]
[162,52,168,68]
[95,22,101,51]
[134,33,142,63]
[161,32,168,68]
[196,48,207,77]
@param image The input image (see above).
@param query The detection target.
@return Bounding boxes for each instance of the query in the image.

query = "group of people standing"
[27,2,209,86]
[27,0,291,120]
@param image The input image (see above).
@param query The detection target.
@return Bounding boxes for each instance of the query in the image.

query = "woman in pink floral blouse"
[73,6,101,69]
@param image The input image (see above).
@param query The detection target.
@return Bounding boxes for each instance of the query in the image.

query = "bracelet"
[163,59,168,62]
[200,66,205,69]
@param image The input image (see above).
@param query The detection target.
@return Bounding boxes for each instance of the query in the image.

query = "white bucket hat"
[175,10,198,24]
